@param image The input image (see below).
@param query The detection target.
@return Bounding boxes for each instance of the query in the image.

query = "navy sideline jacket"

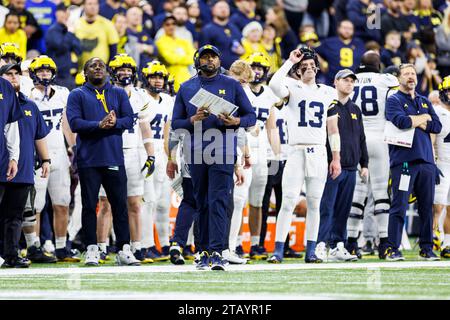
[66,82,134,168]
[385,90,442,168]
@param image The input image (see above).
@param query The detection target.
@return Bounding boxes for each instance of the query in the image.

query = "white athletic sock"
[55,237,66,250]
[155,207,170,247]
[229,192,246,251]
[141,201,155,248]
[25,232,37,248]
[131,241,142,253]
[251,236,260,246]
[444,234,450,248]
[98,242,107,253]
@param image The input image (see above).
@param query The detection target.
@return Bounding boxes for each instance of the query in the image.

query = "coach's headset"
[193,45,221,74]
[142,60,169,94]
[108,54,137,87]
[439,76,450,105]
[0,42,22,63]
[246,52,271,84]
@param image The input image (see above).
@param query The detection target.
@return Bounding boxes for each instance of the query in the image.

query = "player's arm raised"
[268,49,303,102]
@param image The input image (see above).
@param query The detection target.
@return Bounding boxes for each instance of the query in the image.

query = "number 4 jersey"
[284,80,338,146]
[29,85,69,151]
[352,72,399,133]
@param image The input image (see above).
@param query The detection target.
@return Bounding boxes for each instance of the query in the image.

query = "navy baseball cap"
[197,45,221,58]
[0,63,22,76]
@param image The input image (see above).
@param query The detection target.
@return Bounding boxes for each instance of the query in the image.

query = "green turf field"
[0,249,449,300]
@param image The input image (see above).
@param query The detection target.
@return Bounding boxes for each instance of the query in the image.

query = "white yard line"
[0,261,449,277]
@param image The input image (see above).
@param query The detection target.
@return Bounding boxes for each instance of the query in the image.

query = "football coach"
[66,57,137,266]
[171,45,256,271]
[385,63,442,261]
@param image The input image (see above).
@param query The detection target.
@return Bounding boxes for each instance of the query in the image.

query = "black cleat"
[2,256,30,268]
[169,243,185,265]
[304,253,323,263]
[27,245,57,263]
[361,240,375,256]
[284,248,303,259]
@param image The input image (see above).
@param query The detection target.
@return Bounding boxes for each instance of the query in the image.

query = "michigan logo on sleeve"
[24,110,32,117]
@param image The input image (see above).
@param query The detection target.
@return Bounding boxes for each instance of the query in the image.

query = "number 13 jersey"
[284,79,338,146]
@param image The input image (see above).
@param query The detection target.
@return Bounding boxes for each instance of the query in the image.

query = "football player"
[25,55,79,262]
[267,47,341,263]
[432,76,450,259]
[141,61,174,261]
[96,54,156,263]
[244,52,284,259]
[345,51,399,259]
[0,42,34,96]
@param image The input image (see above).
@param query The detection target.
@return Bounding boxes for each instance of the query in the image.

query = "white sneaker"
[315,242,328,262]
[328,242,358,262]
[222,249,248,264]
[43,240,55,254]
[85,245,100,266]
[116,244,141,266]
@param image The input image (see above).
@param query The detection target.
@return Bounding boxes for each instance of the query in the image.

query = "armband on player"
[328,133,341,152]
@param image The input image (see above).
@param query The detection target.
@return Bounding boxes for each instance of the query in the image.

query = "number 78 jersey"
[351,72,399,133]
[284,80,338,146]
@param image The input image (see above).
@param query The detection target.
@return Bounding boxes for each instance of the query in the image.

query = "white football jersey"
[144,92,174,148]
[122,87,153,149]
[352,72,399,133]
[246,85,280,149]
[29,85,69,150]
[20,76,34,97]
[434,105,450,161]
[267,106,291,160]
[284,80,337,146]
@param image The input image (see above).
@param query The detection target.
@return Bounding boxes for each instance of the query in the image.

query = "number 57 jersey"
[351,72,399,133]
[284,80,338,146]
[29,86,70,151]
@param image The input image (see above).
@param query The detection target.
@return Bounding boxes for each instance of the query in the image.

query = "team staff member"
[385,63,442,261]
[171,45,256,271]
[66,57,138,267]
[316,69,369,262]
[0,64,50,268]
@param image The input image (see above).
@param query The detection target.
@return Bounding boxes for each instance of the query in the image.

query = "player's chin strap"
[329,133,341,152]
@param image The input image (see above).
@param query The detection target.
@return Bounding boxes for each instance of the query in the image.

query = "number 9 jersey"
[284,79,338,146]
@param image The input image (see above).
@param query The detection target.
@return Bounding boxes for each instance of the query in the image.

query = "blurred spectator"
[45,3,81,89]
[230,0,258,31]
[261,23,282,72]
[316,19,365,84]
[67,0,84,31]
[199,0,244,69]
[332,0,348,26]
[0,3,8,27]
[405,41,434,95]
[438,0,449,12]
[99,0,126,20]
[25,0,56,54]
[241,21,266,59]
[381,0,415,42]
[187,0,203,37]
[299,24,320,48]
[264,5,297,60]
[115,13,129,54]
[411,0,443,30]
[74,0,119,70]
[302,0,332,39]
[346,0,381,42]
[156,4,196,43]
[401,0,417,26]
[436,7,450,76]
[153,0,184,30]
[365,40,381,54]
[0,12,27,59]
[126,7,157,71]
[7,0,41,50]
[155,15,195,91]
[381,30,404,68]
[281,0,308,38]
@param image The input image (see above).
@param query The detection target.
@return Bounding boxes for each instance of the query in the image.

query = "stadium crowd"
[0,0,450,270]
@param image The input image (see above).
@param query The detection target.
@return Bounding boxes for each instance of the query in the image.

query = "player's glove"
[436,166,444,185]
[141,156,155,178]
